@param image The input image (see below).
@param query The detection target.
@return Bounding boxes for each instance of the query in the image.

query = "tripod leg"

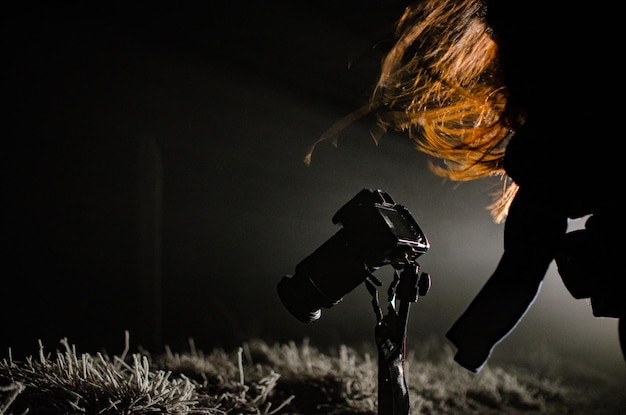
[376,322,410,415]
[378,349,410,415]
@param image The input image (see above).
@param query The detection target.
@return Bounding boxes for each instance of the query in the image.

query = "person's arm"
[446,186,568,372]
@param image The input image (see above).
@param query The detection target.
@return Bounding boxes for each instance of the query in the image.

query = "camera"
[277,188,429,322]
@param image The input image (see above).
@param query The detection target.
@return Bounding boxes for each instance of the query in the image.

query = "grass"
[1,332,624,414]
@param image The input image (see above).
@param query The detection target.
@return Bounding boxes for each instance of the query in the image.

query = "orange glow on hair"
[309,0,523,223]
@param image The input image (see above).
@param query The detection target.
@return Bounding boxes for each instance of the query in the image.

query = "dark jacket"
[445,0,623,372]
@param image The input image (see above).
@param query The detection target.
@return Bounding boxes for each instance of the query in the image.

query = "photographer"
[315,0,624,372]
[443,0,624,371]
[394,0,623,372]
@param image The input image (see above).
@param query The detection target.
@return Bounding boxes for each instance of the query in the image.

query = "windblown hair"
[308,0,523,223]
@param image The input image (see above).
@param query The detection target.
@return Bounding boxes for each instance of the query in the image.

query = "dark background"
[3,1,624,379]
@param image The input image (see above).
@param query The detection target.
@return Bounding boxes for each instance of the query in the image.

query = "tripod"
[365,258,431,415]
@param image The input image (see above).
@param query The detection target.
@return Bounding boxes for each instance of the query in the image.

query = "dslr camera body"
[277,188,429,322]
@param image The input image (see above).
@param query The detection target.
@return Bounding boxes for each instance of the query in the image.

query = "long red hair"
[308,0,522,223]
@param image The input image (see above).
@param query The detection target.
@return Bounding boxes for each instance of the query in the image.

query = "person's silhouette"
[312,0,624,372]
[444,0,624,372]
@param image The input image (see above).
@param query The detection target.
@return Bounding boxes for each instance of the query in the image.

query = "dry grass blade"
[1,334,625,415]
[0,336,202,415]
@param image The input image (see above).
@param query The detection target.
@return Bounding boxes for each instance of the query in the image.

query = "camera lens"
[277,229,370,322]
[277,274,327,322]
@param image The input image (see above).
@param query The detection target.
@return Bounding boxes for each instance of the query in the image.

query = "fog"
[3,1,623,380]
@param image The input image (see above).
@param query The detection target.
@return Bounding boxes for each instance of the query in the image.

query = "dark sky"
[3,1,624,378]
